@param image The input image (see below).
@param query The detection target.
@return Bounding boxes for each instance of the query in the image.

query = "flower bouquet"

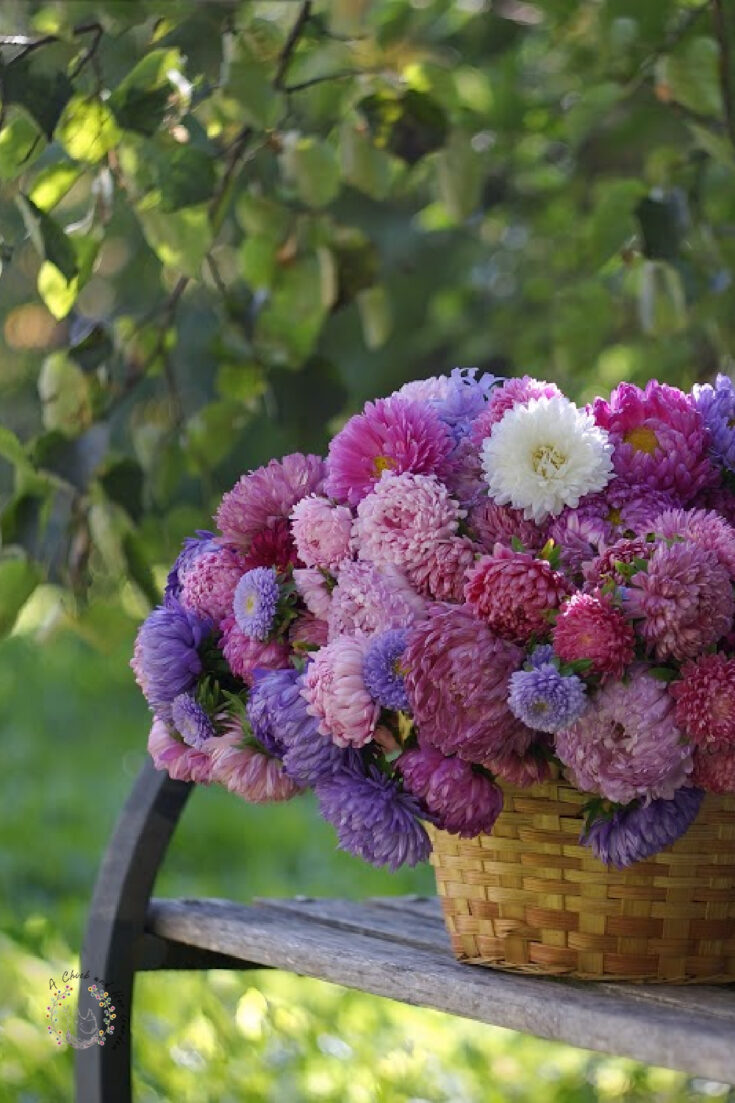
[133,371,735,981]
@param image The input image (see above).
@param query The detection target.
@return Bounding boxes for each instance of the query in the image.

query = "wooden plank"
[146,897,735,1082]
[253,896,448,952]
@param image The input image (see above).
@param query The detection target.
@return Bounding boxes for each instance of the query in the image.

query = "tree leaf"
[99,458,145,522]
[0,426,29,469]
[0,549,42,637]
[155,143,217,212]
[121,529,159,606]
[56,95,122,163]
[28,162,84,212]
[281,137,341,209]
[37,353,92,434]
[357,285,392,349]
[37,235,99,320]
[108,48,182,136]
[16,194,78,282]
[656,37,722,118]
[138,204,211,277]
[0,112,44,180]
[1,53,74,138]
[255,254,330,366]
[435,131,482,220]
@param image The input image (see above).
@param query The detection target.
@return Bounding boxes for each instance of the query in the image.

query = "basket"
[430,778,735,982]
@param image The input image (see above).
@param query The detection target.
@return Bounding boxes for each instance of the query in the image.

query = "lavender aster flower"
[171,692,215,749]
[233,567,279,640]
[315,764,431,870]
[431,368,499,439]
[165,530,218,603]
[134,600,211,717]
[581,788,705,868]
[508,664,587,733]
[693,373,735,472]
[363,629,410,710]
[528,644,556,669]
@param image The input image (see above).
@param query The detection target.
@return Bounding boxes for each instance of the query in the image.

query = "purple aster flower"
[693,373,735,472]
[171,692,215,749]
[363,629,410,710]
[508,664,587,733]
[528,644,556,669]
[233,567,279,640]
[315,764,431,870]
[133,600,211,718]
[165,530,218,603]
[581,788,705,868]
[431,368,500,439]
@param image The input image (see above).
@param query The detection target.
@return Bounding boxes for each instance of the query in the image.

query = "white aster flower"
[480,395,613,523]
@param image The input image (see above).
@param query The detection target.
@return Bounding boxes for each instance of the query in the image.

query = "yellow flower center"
[245,594,257,614]
[607,507,622,526]
[373,454,396,475]
[624,426,659,455]
[392,658,408,678]
[531,443,567,478]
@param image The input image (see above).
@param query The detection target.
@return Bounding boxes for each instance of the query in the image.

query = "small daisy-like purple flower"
[233,567,279,640]
[315,764,431,870]
[171,692,215,749]
[508,664,587,733]
[693,373,735,472]
[363,629,410,711]
[581,787,705,868]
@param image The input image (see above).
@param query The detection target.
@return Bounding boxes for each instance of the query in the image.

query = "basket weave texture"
[430,778,735,982]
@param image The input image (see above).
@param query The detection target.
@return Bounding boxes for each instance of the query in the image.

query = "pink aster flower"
[219,615,291,683]
[624,541,734,661]
[324,396,453,507]
[592,380,716,503]
[670,653,735,750]
[468,499,548,553]
[209,731,299,802]
[392,376,452,402]
[404,603,533,765]
[464,546,571,643]
[553,592,636,680]
[240,519,298,571]
[398,747,504,837]
[651,507,735,580]
[354,471,463,572]
[290,495,354,570]
[583,536,654,589]
[179,546,249,623]
[289,611,329,650]
[328,560,426,640]
[293,567,333,620]
[407,536,479,603]
[691,745,735,794]
[469,375,561,446]
[301,636,379,747]
[216,453,325,549]
[555,666,692,803]
[147,719,214,784]
[484,744,552,788]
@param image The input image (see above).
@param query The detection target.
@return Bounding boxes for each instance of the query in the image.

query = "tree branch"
[283,68,378,93]
[110,276,189,414]
[0,20,103,63]
[274,2,312,90]
[713,0,735,149]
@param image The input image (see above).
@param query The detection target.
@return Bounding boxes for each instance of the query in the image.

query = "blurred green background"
[1,0,735,1099]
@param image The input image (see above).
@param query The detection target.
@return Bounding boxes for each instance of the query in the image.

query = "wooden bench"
[75,759,735,1102]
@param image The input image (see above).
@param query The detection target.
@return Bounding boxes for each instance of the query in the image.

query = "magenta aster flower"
[398,747,504,837]
[301,636,379,748]
[555,667,693,803]
[592,380,716,503]
[216,453,325,549]
[553,592,636,680]
[624,541,734,661]
[651,507,735,580]
[293,567,332,620]
[670,653,735,750]
[469,375,561,446]
[219,614,291,683]
[407,536,479,603]
[404,603,532,765]
[148,719,214,784]
[468,500,548,553]
[484,744,552,788]
[464,547,571,643]
[581,788,705,868]
[179,545,249,623]
[324,396,453,507]
[583,536,654,589]
[240,518,298,572]
[691,745,735,794]
[327,559,425,640]
[209,730,300,803]
[290,495,354,570]
[354,471,463,573]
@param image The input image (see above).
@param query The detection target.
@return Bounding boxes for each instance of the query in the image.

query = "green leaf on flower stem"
[16,194,78,282]
[648,666,678,682]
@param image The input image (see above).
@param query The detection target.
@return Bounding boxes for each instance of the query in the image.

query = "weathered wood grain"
[146,896,735,1082]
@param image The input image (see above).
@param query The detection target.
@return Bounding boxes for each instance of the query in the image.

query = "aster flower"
[691,745,735,793]
[209,730,300,803]
[404,603,532,765]
[553,592,636,680]
[392,376,453,403]
[583,536,654,590]
[484,743,552,788]
[216,453,325,549]
[398,746,503,837]
[179,545,249,623]
[547,511,609,573]
[219,615,290,684]
[508,664,587,733]
[481,395,614,523]
[468,499,548,553]
[133,600,211,717]
[363,628,410,710]
[315,764,431,869]
[407,536,479,603]
[469,375,561,447]
[302,636,379,748]
[240,518,298,572]
[289,612,329,650]
[171,693,215,749]
[464,546,571,643]
[429,367,499,438]
[695,485,735,527]
[651,507,735,580]
[324,396,453,507]
[442,434,487,509]
[581,788,705,868]
[592,380,716,503]
[550,482,676,568]
[165,530,218,603]
[624,541,734,661]
[233,567,280,641]
[555,666,692,804]
[327,559,426,640]
[293,567,333,621]
[355,471,464,572]
[148,718,214,784]
[693,372,735,472]
[670,653,735,749]
[290,495,354,570]
[528,643,556,668]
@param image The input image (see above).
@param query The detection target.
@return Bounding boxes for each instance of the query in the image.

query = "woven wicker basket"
[430,778,735,982]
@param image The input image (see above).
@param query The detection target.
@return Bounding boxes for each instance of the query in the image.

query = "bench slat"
[146,896,735,1082]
